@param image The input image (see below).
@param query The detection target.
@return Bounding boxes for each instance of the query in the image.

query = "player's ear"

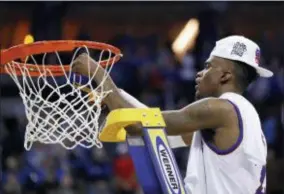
[220,71,232,84]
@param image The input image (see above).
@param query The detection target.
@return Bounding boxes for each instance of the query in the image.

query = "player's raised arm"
[72,54,236,136]
[72,54,236,137]
[72,54,194,146]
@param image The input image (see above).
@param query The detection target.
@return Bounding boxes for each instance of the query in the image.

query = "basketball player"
[72,36,273,194]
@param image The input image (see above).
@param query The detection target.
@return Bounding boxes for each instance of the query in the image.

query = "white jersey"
[184,92,267,194]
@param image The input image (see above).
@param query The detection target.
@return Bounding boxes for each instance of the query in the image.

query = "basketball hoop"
[0,40,122,150]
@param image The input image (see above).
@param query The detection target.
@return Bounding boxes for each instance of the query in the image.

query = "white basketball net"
[4,46,121,150]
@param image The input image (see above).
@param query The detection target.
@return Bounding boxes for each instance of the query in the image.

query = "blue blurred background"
[0,2,283,194]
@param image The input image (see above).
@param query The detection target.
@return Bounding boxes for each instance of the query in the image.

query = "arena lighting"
[24,34,34,44]
[172,18,200,58]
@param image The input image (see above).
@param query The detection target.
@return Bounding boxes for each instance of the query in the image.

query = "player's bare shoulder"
[185,97,239,129]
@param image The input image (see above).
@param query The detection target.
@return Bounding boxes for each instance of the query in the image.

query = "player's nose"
[195,71,203,84]
[196,70,203,79]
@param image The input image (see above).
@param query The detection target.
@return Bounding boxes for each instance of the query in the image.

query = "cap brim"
[208,54,274,78]
[253,66,274,77]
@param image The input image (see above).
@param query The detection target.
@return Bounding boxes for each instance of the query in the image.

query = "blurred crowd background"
[1,2,284,194]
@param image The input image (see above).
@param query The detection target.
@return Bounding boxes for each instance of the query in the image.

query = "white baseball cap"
[208,35,273,77]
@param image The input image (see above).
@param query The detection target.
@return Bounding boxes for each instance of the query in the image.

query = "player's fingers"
[76,53,90,64]
[71,63,85,76]
[72,56,85,70]
[71,62,79,73]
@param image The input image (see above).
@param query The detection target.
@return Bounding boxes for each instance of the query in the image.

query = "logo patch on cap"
[255,49,260,65]
[231,42,247,57]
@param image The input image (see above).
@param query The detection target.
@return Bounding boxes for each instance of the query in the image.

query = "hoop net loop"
[1,40,122,150]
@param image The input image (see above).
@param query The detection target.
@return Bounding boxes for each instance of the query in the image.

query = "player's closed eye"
[204,63,211,70]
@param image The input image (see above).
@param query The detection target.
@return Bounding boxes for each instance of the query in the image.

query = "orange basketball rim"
[0,40,122,76]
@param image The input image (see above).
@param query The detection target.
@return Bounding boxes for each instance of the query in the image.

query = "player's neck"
[217,86,242,97]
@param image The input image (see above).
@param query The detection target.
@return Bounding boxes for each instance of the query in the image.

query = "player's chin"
[195,91,201,101]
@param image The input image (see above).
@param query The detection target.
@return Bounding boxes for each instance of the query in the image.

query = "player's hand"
[72,53,119,94]
[72,53,101,77]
